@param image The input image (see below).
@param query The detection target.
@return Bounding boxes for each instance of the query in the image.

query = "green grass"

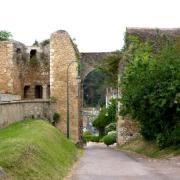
[119,136,180,158]
[0,119,80,180]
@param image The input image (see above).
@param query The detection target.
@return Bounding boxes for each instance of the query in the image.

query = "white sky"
[0,0,179,52]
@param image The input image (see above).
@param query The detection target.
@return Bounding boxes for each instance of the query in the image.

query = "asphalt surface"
[69,142,180,180]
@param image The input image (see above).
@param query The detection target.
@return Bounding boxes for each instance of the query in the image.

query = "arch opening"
[83,69,108,108]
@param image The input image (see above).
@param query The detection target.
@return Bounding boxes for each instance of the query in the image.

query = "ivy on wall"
[120,31,180,148]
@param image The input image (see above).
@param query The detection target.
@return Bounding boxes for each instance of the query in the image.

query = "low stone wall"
[117,116,139,145]
[0,100,56,128]
[0,93,21,102]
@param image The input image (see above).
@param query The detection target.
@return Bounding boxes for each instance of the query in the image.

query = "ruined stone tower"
[50,30,79,142]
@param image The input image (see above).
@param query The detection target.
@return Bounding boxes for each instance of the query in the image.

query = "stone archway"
[80,52,111,134]
[80,52,110,81]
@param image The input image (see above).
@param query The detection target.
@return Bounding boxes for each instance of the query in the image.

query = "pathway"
[67,142,180,180]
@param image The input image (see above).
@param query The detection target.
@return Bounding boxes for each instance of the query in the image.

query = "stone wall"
[117,116,139,145]
[0,41,14,93]
[0,41,50,100]
[0,100,56,128]
[80,52,110,81]
[0,93,21,102]
[22,45,50,99]
[50,30,79,142]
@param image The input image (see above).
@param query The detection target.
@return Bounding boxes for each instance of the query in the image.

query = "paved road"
[69,142,180,180]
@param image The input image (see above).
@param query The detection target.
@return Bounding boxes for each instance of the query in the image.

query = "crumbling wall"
[117,116,139,145]
[0,41,25,95]
[22,45,50,99]
[50,30,79,142]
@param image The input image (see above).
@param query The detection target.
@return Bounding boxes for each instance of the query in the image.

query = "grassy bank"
[119,136,180,158]
[0,119,80,180]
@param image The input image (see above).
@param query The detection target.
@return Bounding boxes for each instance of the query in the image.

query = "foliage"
[0,30,12,41]
[0,119,79,179]
[40,39,50,46]
[98,51,122,87]
[120,136,180,158]
[33,40,39,46]
[82,130,92,143]
[29,56,39,65]
[120,34,180,148]
[83,69,108,107]
[103,131,117,146]
[106,99,117,124]
[82,131,100,143]
[105,122,116,134]
[93,99,117,136]
[93,107,107,136]
[52,112,60,126]
[50,96,57,102]
[89,135,100,142]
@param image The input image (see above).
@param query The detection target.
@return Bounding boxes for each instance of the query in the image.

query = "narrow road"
[69,142,180,180]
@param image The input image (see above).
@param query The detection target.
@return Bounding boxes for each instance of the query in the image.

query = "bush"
[105,123,116,134]
[90,135,100,142]
[93,99,117,136]
[82,131,100,143]
[120,35,180,147]
[52,112,60,126]
[169,126,180,145]
[103,131,117,146]
[92,107,107,136]
[82,131,92,143]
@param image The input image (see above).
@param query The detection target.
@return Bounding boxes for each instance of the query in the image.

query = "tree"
[33,40,39,46]
[0,31,12,41]
[93,107,107,136]
[97,51,122,87]
[120,36,180,147]
[93,99,117,136]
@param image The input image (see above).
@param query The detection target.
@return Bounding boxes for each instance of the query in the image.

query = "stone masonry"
[50,30,79,142]
[0,41,21,95]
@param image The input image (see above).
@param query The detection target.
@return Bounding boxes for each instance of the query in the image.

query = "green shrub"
[120,35,180,148]
[82,131,92,143]
[93,99,117,136]
[82,131,100,143]
[156,133,169,148]
[103,131,117,146]
[90,135,100,142]
[169,126,180,145]
[52,112,60,126]
[105,122,116,134]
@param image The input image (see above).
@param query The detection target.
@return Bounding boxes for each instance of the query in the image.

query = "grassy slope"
[119,136,180,158]
[0,119,79,180]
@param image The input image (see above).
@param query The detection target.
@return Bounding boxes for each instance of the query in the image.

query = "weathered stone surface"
[117,116,139,145]
[0,41,16,94]
[0,100,56,128]
[80,52,110,81]
[0,93,21,102]
[50,30,79,142]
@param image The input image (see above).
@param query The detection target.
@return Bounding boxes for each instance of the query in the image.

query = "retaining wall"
[0,100,56,128]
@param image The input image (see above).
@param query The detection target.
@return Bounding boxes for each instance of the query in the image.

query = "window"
[35,85,43,99]
[47,85,50,98]
[30,49,37,59]
[24,85,30,98]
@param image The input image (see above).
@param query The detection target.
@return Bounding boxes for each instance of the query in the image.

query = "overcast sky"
[0,0,179,52]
